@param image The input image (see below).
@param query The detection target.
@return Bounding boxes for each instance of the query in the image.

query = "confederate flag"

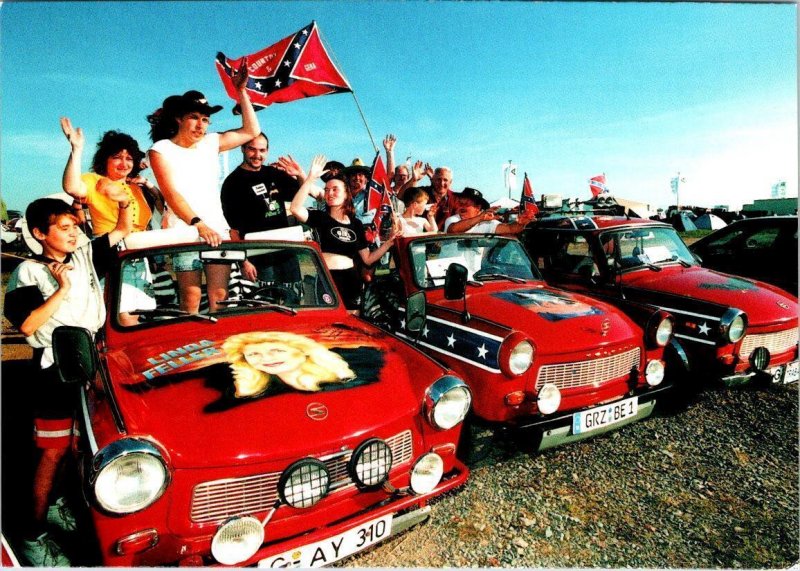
[365,190,393,244]
[589,174,608,197]
[365,152,391,213]
[520,173,539,217]
[216,21,352,113]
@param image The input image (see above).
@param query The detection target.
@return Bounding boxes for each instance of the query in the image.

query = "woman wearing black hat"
[146,61,260,314]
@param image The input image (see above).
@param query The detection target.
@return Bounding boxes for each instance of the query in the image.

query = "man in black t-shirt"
[221,134,306,292]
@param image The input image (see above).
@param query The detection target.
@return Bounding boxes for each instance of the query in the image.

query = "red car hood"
[430,282,640,355]
[623,266,798,327]
[103,320,421,468]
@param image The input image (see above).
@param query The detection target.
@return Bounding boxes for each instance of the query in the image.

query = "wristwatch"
[190,217,202,226]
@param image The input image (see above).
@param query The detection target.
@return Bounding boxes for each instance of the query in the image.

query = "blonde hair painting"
[222,331,356,397]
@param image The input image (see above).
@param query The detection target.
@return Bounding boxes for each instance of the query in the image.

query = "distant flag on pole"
[503,161,517,196]
[216,21,352,113]
[589,174,608,197]
[520,173,539,217]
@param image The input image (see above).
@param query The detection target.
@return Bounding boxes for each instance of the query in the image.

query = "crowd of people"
[5,61,533,566]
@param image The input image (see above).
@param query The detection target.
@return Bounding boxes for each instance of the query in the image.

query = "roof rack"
[534,194,629,220]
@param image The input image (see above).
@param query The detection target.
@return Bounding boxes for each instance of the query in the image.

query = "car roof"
[532,215,671,232]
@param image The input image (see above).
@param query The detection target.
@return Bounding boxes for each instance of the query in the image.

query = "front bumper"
[103,461,468,567]
[721,359,799,387]
[512,384,670,451]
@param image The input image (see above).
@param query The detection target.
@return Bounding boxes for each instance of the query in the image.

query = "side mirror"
[52,326,98,384]
[444,263,468,300]
[405,291,427,333]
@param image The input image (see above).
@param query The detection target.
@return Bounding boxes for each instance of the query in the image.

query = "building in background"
[771,181,787,199]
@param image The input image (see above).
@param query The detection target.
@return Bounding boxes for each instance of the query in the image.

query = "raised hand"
[412,160,425,182]
[60,117,84,151]
[383,134,397,152]
[232,58,250,92]
[307,155,328,180]
[275,155,305,179]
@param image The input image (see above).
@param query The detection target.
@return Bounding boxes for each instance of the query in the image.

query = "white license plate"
[573,396,639,435]
[258,514,393,568]
[778,361,800,384]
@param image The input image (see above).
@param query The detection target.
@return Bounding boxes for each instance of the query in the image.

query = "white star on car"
[294,42,301,49]
[255,81,262,89]
[477,344,488,359]
[275,79,282,87]
[698,322,710,336]
[284,60,291,67]
[422,325,429,338]
[446,333,456,347]
[399,318,406,330]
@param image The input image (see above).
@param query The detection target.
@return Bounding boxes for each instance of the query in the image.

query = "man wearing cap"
[444,187,534,235]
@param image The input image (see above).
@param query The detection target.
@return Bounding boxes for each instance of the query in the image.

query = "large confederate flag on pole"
[216,21,352,112]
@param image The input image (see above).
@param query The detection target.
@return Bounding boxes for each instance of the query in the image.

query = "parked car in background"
[689,216,798,295]
[362,233,674,452]
[523,215,799,387]
[48,228,471,567]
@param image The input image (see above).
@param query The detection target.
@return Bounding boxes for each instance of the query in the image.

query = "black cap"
[455,187,490,210]
[164,90,223,116]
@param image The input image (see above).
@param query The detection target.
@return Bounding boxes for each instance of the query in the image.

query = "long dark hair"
[91,131,145,177]
[146,95,183,143]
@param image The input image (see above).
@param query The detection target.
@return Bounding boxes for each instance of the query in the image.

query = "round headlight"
[720,309,747,343]
[93,441,168,514]
[278,458,330,508]
[537,383,561,415]
[409,453,443,495]
[211,516,264,565]
[348,438,393,487]
[654,317,673,347]
[509,340,534,375]
[728,315,746,342]
[425,376,472,430]
[645,360,665,386]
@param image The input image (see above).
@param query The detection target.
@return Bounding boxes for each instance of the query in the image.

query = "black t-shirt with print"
[221,166,301,235]
[306,209,368,259]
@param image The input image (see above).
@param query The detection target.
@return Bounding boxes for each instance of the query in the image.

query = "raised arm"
[60,117,88,199]
[289,155,327,223]
[383,134,396,180]
[495,211,535,236]
[395,160,424,200]
[219,59,261,152]
[446,209,499,234]
[276,155,324,200]
[359,223,402,266]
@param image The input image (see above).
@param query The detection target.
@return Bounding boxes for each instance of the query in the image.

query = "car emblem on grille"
[600,318,611,337]
[777,301,790,309]
[306,402,328,421]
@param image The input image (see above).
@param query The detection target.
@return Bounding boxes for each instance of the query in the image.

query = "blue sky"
[1,1,796,213]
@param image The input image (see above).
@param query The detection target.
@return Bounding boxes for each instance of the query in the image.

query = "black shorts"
[31,362,79,421]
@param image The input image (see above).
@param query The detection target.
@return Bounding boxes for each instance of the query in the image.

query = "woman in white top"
[147,62,259,313]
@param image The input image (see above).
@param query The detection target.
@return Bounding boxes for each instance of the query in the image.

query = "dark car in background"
[689,216,798,295]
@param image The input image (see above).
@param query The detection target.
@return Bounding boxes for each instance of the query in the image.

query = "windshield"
[114,244,338,327]
[602,227,695,270]
[409,236,538,288]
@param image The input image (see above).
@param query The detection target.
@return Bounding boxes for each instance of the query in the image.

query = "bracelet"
[119,202,131,210]
[190,217,202,226]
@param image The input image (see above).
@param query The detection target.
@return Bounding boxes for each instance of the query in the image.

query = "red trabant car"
[523,215,799,386]
[49,228,471,567]
[361,233,674,451]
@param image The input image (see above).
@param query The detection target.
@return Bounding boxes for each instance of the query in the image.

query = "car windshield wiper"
[669,256,692,268]
[217,299,297,315]
[130,308,218,323]
[474,272,527,283]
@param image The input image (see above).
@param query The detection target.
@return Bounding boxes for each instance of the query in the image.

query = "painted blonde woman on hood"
[222,331,356,397]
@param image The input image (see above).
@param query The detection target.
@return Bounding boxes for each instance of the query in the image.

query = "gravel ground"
[345,383,799,568]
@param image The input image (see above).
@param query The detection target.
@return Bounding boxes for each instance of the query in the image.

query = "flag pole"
[317,25,378,153]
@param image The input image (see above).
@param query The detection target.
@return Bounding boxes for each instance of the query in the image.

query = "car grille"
[739,327,799,359]
[190,430,414,523]
[536,347,641,391]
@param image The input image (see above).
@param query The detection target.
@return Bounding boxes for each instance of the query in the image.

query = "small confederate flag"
[589,174,608,197]
[216,21,352,112]
[520,173,539,217]
[365,152,391,213]
[365,190,393,245]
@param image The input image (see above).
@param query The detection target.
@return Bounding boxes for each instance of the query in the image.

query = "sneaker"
[21,532,71,567]
[46,497,77,533]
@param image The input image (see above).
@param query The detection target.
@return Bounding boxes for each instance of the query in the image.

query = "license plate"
[573,396,638,435]
[777,361,800,384]
[258,514,393,568]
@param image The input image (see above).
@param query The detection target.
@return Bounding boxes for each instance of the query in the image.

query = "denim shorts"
[173,251,203,272]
